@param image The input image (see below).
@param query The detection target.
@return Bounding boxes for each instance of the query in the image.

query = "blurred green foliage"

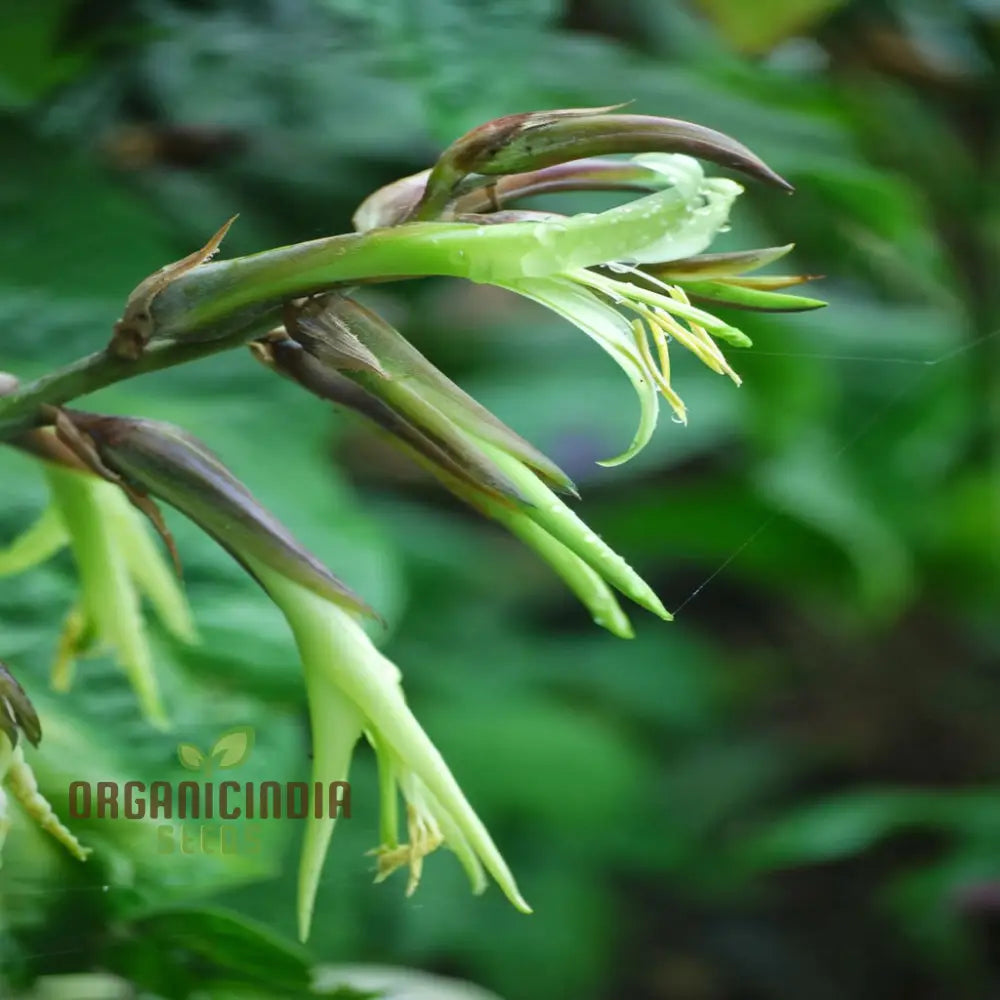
[1,0,999,998]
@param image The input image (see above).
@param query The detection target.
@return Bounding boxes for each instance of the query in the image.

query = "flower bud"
[67,413,375,618]
[641,244,825,311]
[286,294,576,496]
[353,156,687,231]
[252,335,529,506]
[0,662,41,749]
[415,106,792,219]
[268,297,670,625]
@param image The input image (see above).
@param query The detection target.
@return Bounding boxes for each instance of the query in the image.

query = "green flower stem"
[0,313,275,440]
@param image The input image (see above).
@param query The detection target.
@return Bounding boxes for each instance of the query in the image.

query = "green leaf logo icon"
[209,726,255,769]
[177,743,205,770]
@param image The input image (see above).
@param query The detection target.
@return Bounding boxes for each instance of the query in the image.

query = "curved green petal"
[44,467,168,729]
[296,658,364,943]
[104,488,198,644]
[0,504,68,576]
[499,276,659,465]
[251,563,531,920]
[475,493,634,638]
[471,440,671,622]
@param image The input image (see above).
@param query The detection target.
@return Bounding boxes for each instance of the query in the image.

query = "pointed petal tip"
[504,886,533,913]
[297,888,317,943]
[603,616,635,639]
[640,590,673,622]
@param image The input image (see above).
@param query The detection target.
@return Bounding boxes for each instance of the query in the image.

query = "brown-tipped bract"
[414,106,792,219]
[0,663,41,749]
[68,414,375,619]
[285,294,576,497]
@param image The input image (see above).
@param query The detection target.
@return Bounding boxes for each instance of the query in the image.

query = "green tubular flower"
[0,662,90,865]
[255,295,668,629]
[61,415,527,940]
[351,143,823,469]
[152,148,788,340]
[41,466,174,728]
[355,154,791,468]
[254,336,637,636]
[250,561,529,943]
[444,471,637,639]
[0,451,196,727]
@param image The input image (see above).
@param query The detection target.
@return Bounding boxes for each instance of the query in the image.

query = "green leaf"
[125,905,312,992]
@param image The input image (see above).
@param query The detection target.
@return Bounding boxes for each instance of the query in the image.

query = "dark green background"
[1,1,999,997]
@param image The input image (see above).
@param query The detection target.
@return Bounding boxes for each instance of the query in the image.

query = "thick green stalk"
[0,315,275,440]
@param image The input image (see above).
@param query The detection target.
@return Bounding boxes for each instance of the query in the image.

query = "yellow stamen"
[630,319,687,422]
[368,802,445,896]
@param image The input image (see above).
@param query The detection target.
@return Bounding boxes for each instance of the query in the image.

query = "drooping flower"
[252,563,530,942]
[252,293,670,637]
[60,412,528,940]
[0,433,197,728]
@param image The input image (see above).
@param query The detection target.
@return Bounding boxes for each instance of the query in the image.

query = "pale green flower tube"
[43,465,169,729]
[0,504,67,575]
[470,439,671,621]
[105,491,198,645]
[0,456,196,718]
[247,557,530,942]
